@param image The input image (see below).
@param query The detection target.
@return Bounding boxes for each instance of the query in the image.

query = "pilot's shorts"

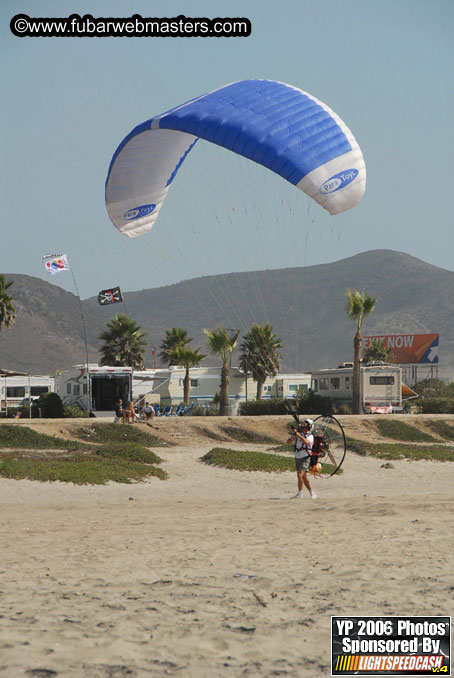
[295,456,311,472]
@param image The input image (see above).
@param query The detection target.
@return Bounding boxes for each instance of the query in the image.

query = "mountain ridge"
[1,250,451,378]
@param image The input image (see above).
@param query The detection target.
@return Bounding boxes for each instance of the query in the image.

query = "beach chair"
[154,404,161,416]
[162,405,172,417]
[181,402,195,416]
[171,404,183,416]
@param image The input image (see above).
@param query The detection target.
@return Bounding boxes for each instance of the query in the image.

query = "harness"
[309,433,327,467]
[294,433,313,458]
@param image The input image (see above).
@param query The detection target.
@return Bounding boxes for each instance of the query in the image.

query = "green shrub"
[73,422,165,446]
[335,402,352,415]
[219,425,279,444]
[413,378,451,398]
[239,398,289,416]
[238,393,350,416]
[347,437,454,462]
[201,447,295,472]
[190,403,220,416]
[64,405,90,418]
[374,419,436,442]
[38,392,65,418]
[295,392,334,415]
[426,420,454,440]
[417,398,454,414]
[0,452,167,484]
[95,442,163,464]
[0,425,83,450]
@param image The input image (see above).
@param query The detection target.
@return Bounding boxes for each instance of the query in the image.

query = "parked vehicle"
[311,363,411,413]
[55,364,132,412]
[0,375,55,411]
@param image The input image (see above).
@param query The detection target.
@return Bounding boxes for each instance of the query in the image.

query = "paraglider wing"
[105,79,366,237]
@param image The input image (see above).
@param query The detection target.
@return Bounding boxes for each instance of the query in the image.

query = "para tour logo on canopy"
[363,334,439,365]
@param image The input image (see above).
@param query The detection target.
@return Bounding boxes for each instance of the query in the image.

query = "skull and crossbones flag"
[98,286,123,306]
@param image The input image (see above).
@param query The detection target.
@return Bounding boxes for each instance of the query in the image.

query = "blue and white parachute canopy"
[105,79,366,238]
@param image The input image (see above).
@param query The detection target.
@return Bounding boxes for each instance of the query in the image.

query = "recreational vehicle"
[55,364,132,412]
[311,362,407,413]
[273,374,311,398]
[0,374,55,411]
[55,363,313,414]
[141,366,312,412]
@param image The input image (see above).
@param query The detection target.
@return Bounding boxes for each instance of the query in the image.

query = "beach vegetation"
[0,425,167,483]
[238,392,347,416]
[374,419,437,442]
[201,447,295,472]
[425,420,454,440]
[295,391,336,415]
[99,313,147,369]
[219,425,279,444]
[347,437,454,462]
[238,324,283,400]
[0,274,16,331]
[204,326,240,416]
[167,345,206,404]
[63,405,90,418]
[201,447,340,475]
[412,378,454,398]
[239,398,289,416]
[195,426,229,441]
[72,422,165,446]
[363,339,394,364]
[416,397,454,414]
[159,327,192,365]
[345,289,377,414]
[0,451,166,484]
[0,424,84,450]
[37,392,65,418]
[188,403,219,416]
[95,441,163,464]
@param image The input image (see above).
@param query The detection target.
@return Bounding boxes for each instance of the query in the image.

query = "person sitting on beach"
[142,403,155,421]
[122,401,136,424]
[114,398,123,424]
[287,419,317,499]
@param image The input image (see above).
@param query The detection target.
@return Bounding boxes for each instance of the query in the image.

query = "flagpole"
[69,269,92,414]
[43,254,92,413]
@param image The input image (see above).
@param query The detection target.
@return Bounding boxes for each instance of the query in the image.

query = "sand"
[0,416,452,678]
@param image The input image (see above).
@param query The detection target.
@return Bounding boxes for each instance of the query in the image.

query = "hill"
[0,250,452,377]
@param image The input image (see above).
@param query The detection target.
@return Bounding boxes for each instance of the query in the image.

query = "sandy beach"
[0,416,453,678]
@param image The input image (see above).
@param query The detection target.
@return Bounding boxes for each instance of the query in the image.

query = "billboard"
[363,333,439,365]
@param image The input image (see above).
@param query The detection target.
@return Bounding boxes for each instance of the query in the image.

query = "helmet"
[302,418,314,430]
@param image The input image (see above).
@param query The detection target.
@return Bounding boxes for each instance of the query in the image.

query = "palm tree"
[168,345,206,404]
[239,324,283,399]
[99,314,147,369]
[345,290,377,414]
[159,327,192,366]
[363,339,394,364]
[0,275,16,332]
[204,327,240,416]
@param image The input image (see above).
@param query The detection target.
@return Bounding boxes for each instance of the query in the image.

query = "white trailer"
[138,366,312,412]
[311,362,405,413]
[0,374,55,411]
[55,364,132,412]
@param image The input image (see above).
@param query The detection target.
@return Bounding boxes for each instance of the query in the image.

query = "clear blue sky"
[1,0,452,299]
